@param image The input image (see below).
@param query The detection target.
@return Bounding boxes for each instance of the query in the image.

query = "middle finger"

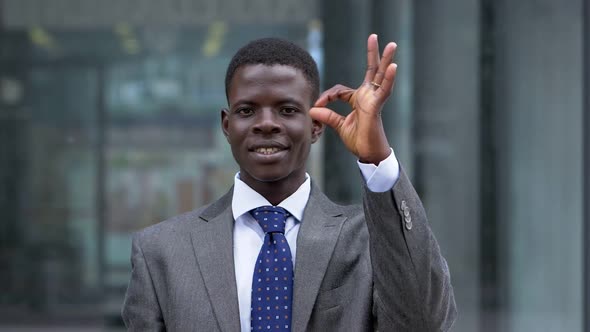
[372,42,397,86]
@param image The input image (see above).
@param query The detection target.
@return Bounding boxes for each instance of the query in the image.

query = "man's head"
[225,38,320,104]
[222,38,324,202]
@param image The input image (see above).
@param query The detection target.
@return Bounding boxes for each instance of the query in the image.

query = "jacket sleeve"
[363,167,457,331]
[121,233,166,331]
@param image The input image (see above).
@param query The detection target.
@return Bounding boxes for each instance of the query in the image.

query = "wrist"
[359,147,392,165]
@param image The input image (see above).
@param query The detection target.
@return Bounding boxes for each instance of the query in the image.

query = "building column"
[495,0,584,331]
[412,1,482,331]
[321,0,371,202]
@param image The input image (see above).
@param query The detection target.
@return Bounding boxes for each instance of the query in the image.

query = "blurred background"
[0,0,588,331]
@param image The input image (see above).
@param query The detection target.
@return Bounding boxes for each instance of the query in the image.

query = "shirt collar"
[231,172,311,222]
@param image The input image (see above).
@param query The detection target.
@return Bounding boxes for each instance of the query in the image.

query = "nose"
[252,109,281,134]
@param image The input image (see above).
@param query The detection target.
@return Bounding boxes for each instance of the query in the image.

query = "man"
[122,34,456,331]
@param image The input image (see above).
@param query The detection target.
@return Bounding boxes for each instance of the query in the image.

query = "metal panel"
[495,1,583,331]
[412,1,481,331]
[584,0,590,330]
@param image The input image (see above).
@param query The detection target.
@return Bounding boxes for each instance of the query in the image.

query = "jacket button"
[405,221,413,230]
[404,215,412,224]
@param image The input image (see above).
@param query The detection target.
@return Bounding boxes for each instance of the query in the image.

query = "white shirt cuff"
[357,148,400,192]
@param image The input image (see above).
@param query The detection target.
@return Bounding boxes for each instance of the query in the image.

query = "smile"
[254,147,284,155]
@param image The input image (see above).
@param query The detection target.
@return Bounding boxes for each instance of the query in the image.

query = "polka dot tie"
[250,206,293,332]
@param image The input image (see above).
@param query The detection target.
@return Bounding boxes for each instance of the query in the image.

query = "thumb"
[309,107,344,130]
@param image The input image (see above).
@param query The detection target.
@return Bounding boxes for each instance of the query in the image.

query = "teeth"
[255,147,281,155]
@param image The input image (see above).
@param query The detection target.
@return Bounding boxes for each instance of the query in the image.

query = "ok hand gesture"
[310,34,397,165]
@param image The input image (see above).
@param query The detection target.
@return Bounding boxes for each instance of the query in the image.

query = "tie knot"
[250,206,290,234]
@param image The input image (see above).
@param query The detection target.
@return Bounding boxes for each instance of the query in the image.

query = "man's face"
[222,64,323,190]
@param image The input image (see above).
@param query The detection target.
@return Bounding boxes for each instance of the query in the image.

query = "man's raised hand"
[309,34,397,165]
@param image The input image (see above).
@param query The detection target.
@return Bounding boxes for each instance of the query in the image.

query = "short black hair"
[225,37,320,104]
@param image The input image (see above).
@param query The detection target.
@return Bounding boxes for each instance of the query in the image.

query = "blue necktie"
[250,206,293,331]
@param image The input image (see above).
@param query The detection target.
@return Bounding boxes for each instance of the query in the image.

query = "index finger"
[314,84,355,107]
[363,34,380,84]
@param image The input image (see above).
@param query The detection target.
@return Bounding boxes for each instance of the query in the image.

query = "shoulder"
[309,179,363,216]
[335,202,364,219]
[308,181,366,233]
[144,205,207,233]
[132,187,233,246]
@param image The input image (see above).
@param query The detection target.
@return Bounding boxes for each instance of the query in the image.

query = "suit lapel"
[190,189,241,332]
[292,183,347,332]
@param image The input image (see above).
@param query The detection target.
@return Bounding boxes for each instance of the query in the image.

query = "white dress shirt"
[232,149,400,331]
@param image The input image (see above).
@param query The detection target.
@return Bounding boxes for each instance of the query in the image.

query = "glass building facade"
[0,0,588,331]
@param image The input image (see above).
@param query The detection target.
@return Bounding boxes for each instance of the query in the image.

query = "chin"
[241,166,303,185]
[251,170,290,183]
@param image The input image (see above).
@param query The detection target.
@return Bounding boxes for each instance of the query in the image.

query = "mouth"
[253,147,285,155]
[248,143,289,162]
[249,142,289,154]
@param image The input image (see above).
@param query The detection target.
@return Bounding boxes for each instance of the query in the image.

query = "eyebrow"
[231,100,256,106]
[231,98,305,108]
[274,98,304,107]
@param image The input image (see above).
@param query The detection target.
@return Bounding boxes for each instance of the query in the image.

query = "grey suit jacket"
[122,169,457,331]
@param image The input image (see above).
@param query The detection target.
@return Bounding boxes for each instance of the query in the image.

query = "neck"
[240,172,306,206]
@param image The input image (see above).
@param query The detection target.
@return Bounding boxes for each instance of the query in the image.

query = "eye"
[236,107,254,116]
[280,107,298,115]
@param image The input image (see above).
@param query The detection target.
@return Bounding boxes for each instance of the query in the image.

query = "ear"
[310,118,324,143]
[221,108,230,141]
